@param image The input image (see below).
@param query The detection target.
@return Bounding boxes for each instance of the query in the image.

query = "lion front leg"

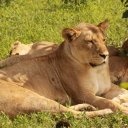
[0,80,113,118]
[73,91,128,114]
[70,103,96,111]
[103,84,128,104]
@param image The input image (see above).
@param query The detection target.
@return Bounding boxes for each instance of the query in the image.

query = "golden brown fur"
[107,46,119,56]
[0,41,58,69]
[0,20,128,117]
[109,56,128,84]
[107,40,128,84]
[10,41,58,56]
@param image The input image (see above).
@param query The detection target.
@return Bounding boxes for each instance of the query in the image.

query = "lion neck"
[56,41,88,66]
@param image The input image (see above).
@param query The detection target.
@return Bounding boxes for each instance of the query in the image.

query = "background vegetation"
[0,0,127,58]
[0,0,128,127]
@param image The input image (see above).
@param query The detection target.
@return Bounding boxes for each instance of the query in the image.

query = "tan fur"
[109,56,128,84]
[0,20,128,117]
[0,80,113,117]
[107,46,119,56]
[10,41,58,56]
[107,43,128,84]
[0,41,58,68]
[10,41,32,55]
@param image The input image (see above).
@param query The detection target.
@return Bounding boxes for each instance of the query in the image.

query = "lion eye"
[88,40,94,45]
[87,41,94,48]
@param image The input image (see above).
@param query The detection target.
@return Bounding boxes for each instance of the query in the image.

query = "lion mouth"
[89,62,105,67]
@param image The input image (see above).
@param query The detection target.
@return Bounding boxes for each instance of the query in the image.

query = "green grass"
[0,0,128,127]
[0,112,128,128]
[0,0,127,58]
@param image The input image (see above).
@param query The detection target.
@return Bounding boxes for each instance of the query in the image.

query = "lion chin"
[89,61,106,67]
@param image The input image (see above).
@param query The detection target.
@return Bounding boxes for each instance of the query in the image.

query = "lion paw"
[69,103,96,111]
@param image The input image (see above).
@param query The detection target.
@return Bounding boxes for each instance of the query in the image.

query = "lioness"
[107,46,119,56]
[9,42,120,57]
[109,56,128,84]
[10,41,58,56]
[0,20,128,117]
[5,31,128,90]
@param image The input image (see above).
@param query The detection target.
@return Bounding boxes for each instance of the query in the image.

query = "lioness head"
[62,20,109,67]
[10,41,32,56]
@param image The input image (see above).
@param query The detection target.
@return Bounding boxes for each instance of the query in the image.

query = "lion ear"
[97,19,109,32]
[62,28,81,42]
[13,41,21,46]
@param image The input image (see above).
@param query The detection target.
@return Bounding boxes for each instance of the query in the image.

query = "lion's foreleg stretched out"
[0,80,112,118]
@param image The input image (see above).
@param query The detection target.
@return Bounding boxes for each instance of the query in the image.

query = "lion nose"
[99,53,108,59]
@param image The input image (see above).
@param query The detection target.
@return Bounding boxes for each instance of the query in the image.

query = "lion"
[107,46,119,56]
[10,41,58,56]
[10,41,120,57]
[5,29,128,96]
[0,41,58,68]
[0,20,128,118]
[109,56,128,84]
[107,40,128,84]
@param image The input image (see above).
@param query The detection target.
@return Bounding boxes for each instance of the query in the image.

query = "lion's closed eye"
[83,40,94,48]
